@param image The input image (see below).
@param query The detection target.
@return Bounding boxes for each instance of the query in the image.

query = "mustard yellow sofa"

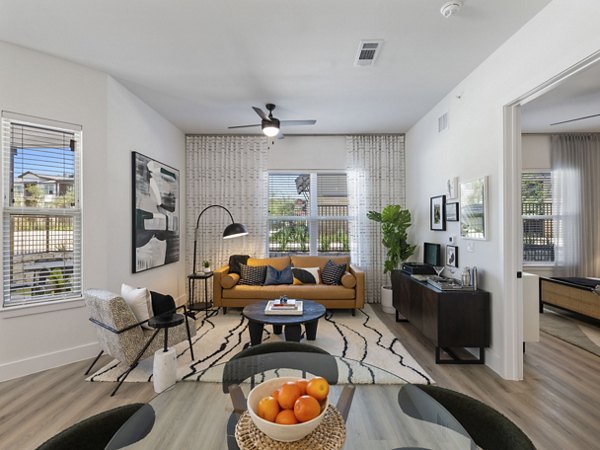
[213,255,365,314]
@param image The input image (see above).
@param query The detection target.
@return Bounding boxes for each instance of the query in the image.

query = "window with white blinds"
[522,171,554,264]
[2,114,82,307]
[268,173,349,256]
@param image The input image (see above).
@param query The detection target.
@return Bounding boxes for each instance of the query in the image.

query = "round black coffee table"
[242,300,326,345]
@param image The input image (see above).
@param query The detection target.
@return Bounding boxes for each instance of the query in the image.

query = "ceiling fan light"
[262,118,280,137]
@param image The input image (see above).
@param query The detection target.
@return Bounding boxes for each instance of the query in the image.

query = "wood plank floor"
[1,305,599,450]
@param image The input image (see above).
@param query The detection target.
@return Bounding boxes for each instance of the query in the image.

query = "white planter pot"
[381,285,395,314]
[203,267,211,273]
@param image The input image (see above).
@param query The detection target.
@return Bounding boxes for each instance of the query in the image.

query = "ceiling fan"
[228,103,316,137]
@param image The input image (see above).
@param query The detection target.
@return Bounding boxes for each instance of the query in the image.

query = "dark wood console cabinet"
[391,270,490,364]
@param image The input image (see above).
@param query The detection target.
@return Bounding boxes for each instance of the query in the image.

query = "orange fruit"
[278,382,302,410]
[271,389,280,402]
[294,395,321,422]
[257,396,280,422]
[296,379,308,396]
[306,377,329,401]
[275,409,299,425]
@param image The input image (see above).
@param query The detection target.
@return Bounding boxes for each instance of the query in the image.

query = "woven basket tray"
[235,405,346,450]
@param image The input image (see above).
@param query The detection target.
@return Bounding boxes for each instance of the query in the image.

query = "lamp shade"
[261,118,280,137]
[223,222,248,239]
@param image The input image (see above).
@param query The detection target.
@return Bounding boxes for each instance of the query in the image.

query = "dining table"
[107,352,477,449]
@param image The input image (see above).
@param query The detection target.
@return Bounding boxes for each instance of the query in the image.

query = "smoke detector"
[440,1,463,18]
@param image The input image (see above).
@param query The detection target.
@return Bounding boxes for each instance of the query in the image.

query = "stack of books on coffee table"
[264,299,304,315]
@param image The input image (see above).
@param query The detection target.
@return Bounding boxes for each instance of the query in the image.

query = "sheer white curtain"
[346,135,406,303]
[186,136,268,275]
[551,134,600,277]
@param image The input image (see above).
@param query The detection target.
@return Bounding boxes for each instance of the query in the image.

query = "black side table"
[148,313,193,357]
[188,272,213,317]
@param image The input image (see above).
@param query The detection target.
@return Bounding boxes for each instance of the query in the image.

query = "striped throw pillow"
[321,260,346,285]
[238,264,267,285]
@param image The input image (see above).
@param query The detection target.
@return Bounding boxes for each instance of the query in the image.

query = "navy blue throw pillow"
[228,255,250,275]
[321,260,346,285]
[264,265,294,285]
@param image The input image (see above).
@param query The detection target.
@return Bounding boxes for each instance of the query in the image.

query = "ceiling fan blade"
[550,113,600,126]
[252,106,269,121]
[227,123,261,129]
[279,120,317,126]
[277,132,285,140]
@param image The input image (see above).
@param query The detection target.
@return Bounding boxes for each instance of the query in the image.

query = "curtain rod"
[184,133,406,137]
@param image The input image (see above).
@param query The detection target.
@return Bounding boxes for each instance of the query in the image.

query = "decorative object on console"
[446,245,458,267]
[202,260,211,273]
[430,195,446,231]
[445,202,459,222]
[191,204,248,275]
[460,176,488,240]
[132,152,180,273]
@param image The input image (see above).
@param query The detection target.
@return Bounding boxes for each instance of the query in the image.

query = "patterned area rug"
[541,306,600,357]
[87,304,433,385]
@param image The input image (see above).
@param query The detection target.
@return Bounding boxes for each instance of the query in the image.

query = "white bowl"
[247,376,328,442]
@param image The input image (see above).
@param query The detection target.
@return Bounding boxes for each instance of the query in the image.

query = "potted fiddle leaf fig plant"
[367,205,416,313]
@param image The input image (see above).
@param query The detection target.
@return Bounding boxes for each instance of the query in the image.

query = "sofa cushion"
[292,267,321,285]
[239,264,267,285]
[221,273,240,289]
[291,255,350,271]
[321,260,346,285]
[264,265,294,285]
[222,284,356,300]
[228,255,249,275]
[340,272,357,288]
[248,256,290,271]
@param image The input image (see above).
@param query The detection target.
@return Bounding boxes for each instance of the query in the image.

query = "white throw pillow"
[121,283,153,329]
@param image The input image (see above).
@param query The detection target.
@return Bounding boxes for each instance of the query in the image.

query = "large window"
[522,171,554,264]
[268,173,349,256]
[2,114,82,307]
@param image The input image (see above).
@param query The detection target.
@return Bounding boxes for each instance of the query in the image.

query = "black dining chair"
[222,342,355,450]
[35,403,154,450]
[410,385,537,450]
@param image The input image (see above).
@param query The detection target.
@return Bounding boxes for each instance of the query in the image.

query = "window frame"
[1,113,83,309]
[267,170,350,257]
[521,169,555,267]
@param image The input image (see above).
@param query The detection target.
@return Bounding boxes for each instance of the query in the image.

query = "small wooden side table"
[188,271,213,317]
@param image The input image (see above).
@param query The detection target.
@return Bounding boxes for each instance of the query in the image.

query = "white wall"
[522,134,551,170]
[0,42,185,381]
[405,0,600,378]
[267,135,347,170]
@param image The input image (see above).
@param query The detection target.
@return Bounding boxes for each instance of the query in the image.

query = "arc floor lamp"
[191,204,248,275]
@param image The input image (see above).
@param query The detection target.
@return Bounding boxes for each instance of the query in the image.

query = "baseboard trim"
[0,341,100,382]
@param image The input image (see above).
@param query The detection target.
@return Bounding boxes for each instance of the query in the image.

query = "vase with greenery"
[367,205,416,273]
[202,260,211,273]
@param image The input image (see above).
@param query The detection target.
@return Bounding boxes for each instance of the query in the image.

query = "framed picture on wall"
[430,195,446,231]
[446,202,459,222]
[446,245,458,267]
[132,152,180,273]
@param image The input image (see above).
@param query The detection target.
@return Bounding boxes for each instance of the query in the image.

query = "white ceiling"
[0,0,552,134]
[521,62,600,133]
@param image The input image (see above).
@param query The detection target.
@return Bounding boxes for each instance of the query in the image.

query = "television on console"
[423,242,441,266]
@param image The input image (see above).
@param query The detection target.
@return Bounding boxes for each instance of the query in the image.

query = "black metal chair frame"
[85,305,196,396]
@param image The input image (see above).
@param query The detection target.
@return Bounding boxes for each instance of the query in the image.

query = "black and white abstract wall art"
[132,152,180,273]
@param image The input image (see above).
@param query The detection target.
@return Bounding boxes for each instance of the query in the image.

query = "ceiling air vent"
[355,40,384,67]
